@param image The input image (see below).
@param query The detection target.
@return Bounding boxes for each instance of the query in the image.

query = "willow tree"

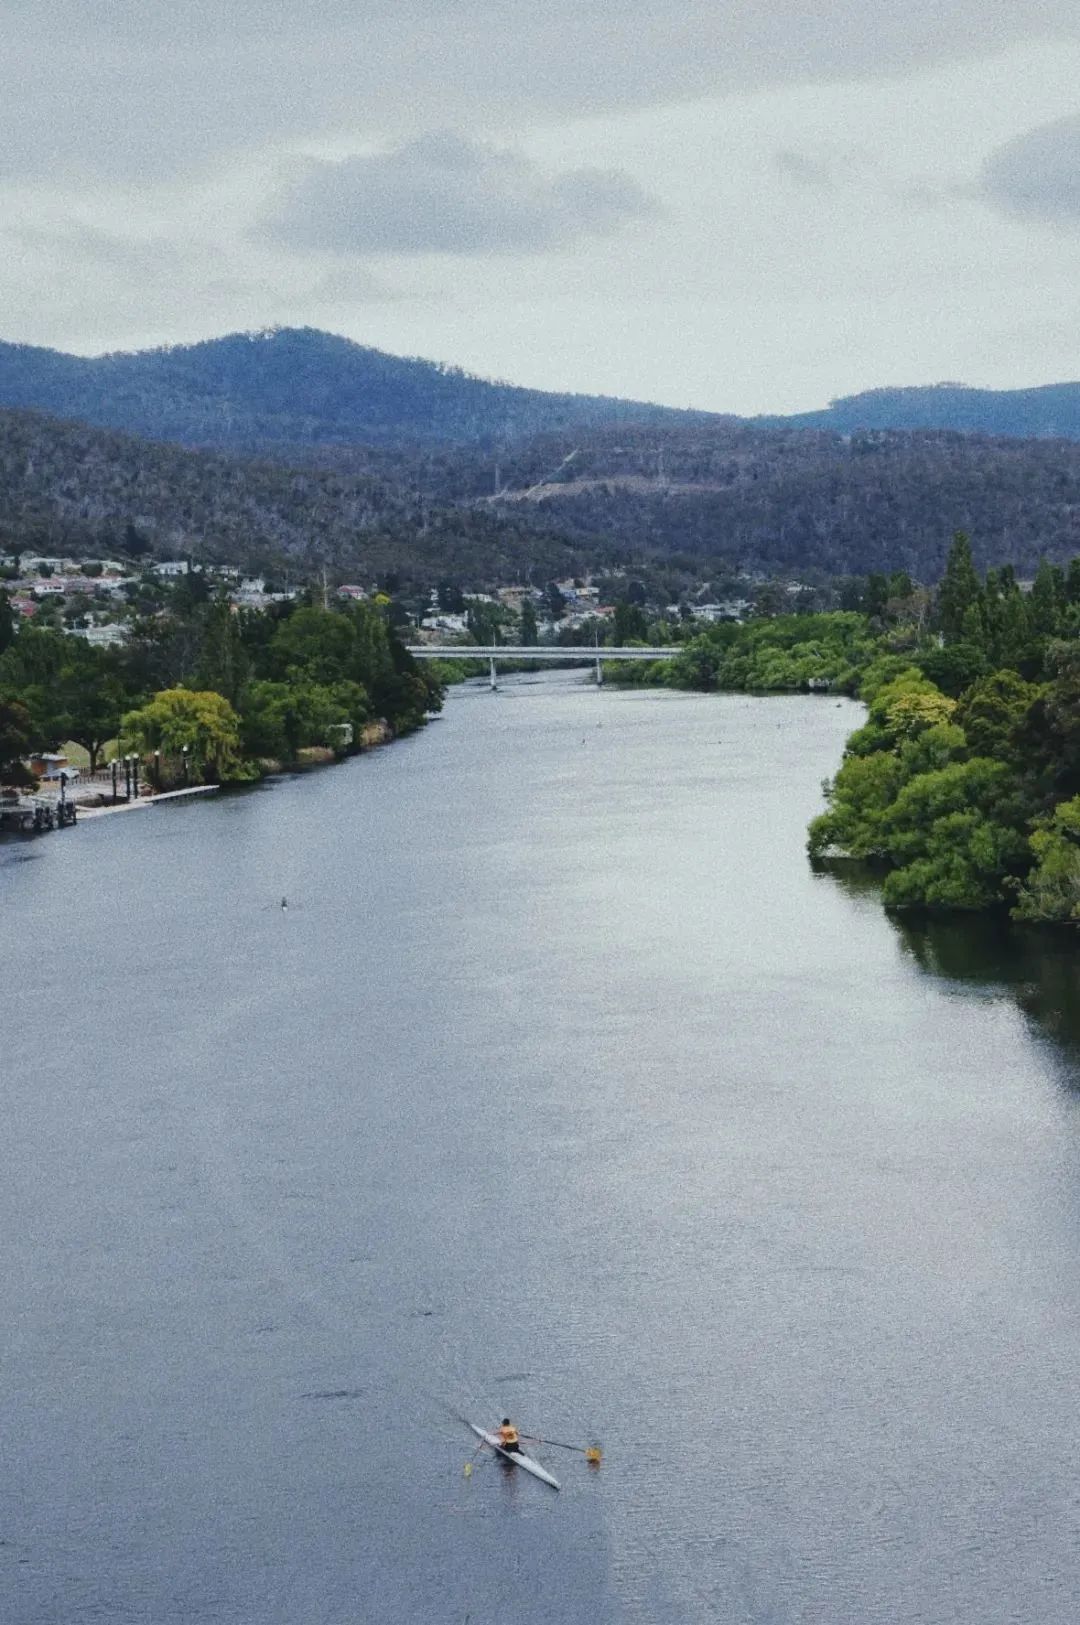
[121,687,243,782]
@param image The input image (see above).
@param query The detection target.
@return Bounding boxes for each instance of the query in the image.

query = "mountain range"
[2,328,1079,449]
[0,328,711,454]
[4,327,1080,586]
[772,382,1080,442]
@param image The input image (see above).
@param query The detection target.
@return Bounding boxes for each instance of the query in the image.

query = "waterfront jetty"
[0,792,78,834]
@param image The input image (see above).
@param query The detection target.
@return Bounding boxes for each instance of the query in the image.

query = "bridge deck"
[409,645,680,661]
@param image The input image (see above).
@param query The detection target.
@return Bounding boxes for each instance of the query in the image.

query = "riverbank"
[1,713,407,840]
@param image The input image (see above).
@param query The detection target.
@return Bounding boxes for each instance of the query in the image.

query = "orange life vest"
[499,1424,519,1446]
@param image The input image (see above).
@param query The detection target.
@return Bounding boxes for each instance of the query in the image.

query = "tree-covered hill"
[8,406,1080,585]
[475,422,1080,579]
[773,381,1080,441]
[0,328,715,452]
[0,408,600,582]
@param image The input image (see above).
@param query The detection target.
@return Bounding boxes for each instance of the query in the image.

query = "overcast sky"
[6,1,1080,412]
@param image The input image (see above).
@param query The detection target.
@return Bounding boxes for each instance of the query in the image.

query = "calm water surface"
[4,673,1080,1624]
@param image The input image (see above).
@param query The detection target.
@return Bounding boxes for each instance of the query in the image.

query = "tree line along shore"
[7,533,1080,924]
[0,582,443,795]
[602,535,1080,921]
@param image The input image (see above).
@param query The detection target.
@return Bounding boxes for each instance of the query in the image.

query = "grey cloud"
[979,116,1080,225]
[4,2,1080,182]
[265,133,659,256]
[774,151,836,190]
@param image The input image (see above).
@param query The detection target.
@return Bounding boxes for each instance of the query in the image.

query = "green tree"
[1028,559,1063,639]
[519,598,539,645]
[613,601,649,644]
[239,680,354,760]
[883,686,956,740]
[864,573,890,620]
[808,750,904,859]
[937,532,982,644]
[1013,796,1080,922]
[195,599,251,707]
[916,640,988,697]
[953,670,1041,763]
[982,567,1031,671]
[465,601,505,645]
[545,582,566,622]
[0,697,35,786]
[0,591,15,656]
[55,641,130,772]
[0,626,69,745]
[121,688,244,782]
[270,607,356,686]
[878,758,1028,910]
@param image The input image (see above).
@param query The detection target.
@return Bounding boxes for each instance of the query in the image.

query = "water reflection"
[820,858,1080,1067]
[899,916,1080,1061]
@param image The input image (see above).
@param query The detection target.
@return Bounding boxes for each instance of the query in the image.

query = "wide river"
[5,672,1080,1624]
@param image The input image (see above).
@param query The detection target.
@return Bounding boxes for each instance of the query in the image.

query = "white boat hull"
[469,1424,560,1489]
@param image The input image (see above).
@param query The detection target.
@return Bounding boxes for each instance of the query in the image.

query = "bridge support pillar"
[595,654,604,687]
[489,655,498,691]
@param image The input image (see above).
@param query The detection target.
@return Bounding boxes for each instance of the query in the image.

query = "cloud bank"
[266,134,658,255]
[5,1,1079,181]
[980,116,1080,225]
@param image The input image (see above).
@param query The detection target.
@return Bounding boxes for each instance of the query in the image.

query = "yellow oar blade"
[463,1461,473,1477]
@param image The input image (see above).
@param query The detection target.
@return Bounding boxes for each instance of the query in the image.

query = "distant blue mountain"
[767,382,1080,440]
[0,327,713,452]
[2,330,1078,449]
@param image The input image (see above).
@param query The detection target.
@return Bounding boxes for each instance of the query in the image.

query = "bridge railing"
[408,645,681,660]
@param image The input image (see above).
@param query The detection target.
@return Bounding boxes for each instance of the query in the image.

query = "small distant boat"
[469,1424,560,1489]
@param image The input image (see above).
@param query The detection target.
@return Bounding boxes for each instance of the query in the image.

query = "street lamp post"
[153,749,161,792]
[130,754,139,800]
[123,755,131,800]
[110,758,118,803]
[59,769,67,822]
[181,745,189,787]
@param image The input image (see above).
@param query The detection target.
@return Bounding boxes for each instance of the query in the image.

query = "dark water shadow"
[894,914,1080,1065]
[820,858,1080,1077]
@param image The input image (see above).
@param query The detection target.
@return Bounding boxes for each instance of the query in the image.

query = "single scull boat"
[469,1424,560,1489]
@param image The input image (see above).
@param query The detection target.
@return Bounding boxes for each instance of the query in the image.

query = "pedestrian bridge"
[408,644,681,687]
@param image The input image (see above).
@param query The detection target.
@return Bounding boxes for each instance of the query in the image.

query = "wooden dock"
[0,795,78,834]
[1,783,219,835]
[77,785,220,819]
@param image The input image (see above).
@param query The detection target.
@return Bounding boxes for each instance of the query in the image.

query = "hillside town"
[1,550,765,648]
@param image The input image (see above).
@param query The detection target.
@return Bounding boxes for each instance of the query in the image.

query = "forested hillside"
[5,329,1080,456]
[0,408,596,582]
[479,423,1080,579]
[6,406,1080,585]
[776,381,1080,440]
[0,328,711,452]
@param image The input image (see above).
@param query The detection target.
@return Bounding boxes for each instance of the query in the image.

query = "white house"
[73,623,129,647]
[153,560,191,578]
[420,614,468,634]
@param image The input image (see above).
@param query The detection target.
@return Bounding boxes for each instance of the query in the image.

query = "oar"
[463,1439,487,1478]
[523,1435,603,1464]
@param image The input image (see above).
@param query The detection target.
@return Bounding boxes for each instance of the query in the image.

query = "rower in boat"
[497,1418,522,1455]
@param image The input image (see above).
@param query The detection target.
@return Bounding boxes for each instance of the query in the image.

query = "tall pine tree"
[938,532,982,644]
